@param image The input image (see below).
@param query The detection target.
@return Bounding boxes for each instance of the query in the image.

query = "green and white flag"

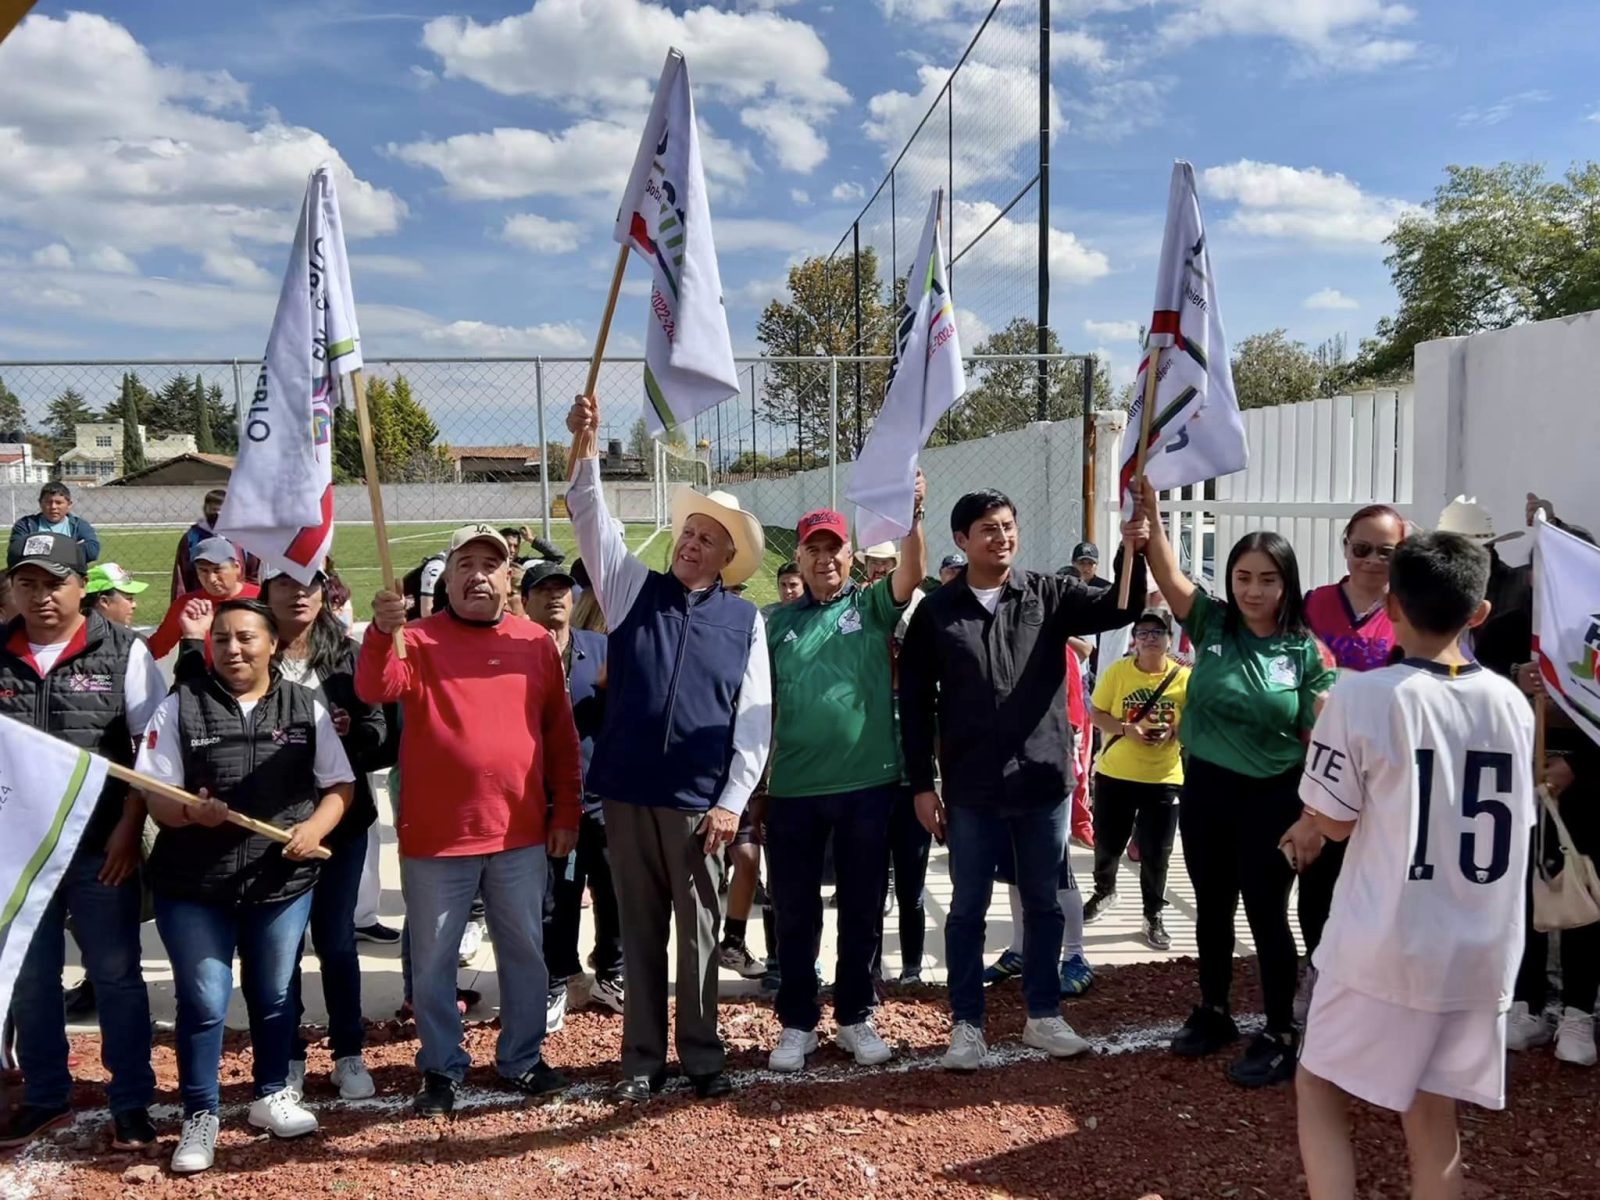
[0,715,109,1017]
[614,49,739,436]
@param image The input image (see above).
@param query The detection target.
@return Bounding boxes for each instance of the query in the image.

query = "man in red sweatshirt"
[357,523,582,1117]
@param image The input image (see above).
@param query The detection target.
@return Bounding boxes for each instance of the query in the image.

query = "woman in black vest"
[136,600,355,1176]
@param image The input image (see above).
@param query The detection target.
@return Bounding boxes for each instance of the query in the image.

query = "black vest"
[0,613,138,854]
[145,673,321,906]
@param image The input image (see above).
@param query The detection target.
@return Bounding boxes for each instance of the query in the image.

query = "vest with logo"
[587,572,755,812]
[0,613,138,855]
[145,673,320,906]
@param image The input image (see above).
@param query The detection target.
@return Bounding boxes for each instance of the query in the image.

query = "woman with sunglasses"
[1130,481,1338,1088]
[1296,504,1408,1019]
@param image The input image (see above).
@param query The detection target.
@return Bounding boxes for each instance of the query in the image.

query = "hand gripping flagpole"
[107,761,331,861]
[1118,342,1162,608]
[348,369,406,659]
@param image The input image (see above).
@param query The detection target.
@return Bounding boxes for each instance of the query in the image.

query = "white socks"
[1005,885,1026,957]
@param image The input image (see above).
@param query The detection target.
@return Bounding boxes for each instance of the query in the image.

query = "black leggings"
[1090,775,1179,917]
[1180,755,1302,1034]
[1296,836,1348,957]
[1514,797,1600,1015]
[876,787,933,976]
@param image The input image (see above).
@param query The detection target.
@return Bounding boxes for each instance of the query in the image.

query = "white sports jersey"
[1301,659,1534,1014]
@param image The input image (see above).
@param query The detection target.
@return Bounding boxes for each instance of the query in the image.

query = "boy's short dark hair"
[950,489,1016,537]
[39,482,69,502]
[777,561,800,578]
[499,527,521,540]
[1389,532,1490,636]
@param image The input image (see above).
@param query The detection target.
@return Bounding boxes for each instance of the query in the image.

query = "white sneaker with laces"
[171,1112,220,1175]
[285,1059,306,1097]
[247,1088,319,1139]
[546,984,569,1034]
[331,1055,376,1100]
[458,920,486,968]
[1554,1007,1597,1067]
[1023,1015,1091,1059]
[768,1027,818,1072]
[835,1019,893,1066]
[1506,1000,1555,1051]
[941,1021,987,1071]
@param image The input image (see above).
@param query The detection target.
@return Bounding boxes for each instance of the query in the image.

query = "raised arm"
[565,393,648,628]
[891,470,929,606]
[1130,478,1197,621]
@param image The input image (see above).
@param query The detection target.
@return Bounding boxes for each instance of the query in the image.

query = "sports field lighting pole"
[535,358,551,543]
[1036,0,1051,423]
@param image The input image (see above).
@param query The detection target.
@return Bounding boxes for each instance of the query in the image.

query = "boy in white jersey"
[1284,531,1533,1200]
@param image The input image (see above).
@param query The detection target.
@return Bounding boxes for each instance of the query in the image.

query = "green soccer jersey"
[1178,590,1338,779]
[766,579,906,798]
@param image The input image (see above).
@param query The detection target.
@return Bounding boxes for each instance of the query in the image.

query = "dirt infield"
[4,959,1595,1199]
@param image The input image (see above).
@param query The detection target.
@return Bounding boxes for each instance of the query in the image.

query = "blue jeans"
[155,890,314,1116]
[945,800,1069,1024]
[10,847,154,1114]
[291,831,365,1060]
[401,846,549,1082]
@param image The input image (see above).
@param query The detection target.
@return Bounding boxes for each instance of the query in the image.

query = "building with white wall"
[57,422,198,487]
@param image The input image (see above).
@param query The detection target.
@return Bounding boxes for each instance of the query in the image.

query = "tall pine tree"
[194,374,216,453]
[119,374,147,475]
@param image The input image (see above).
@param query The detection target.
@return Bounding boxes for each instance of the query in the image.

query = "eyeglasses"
[1346,540,1397,561]
[1133,628,1168,641]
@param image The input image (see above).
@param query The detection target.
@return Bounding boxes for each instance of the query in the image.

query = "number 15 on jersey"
[1410,748,1515,885]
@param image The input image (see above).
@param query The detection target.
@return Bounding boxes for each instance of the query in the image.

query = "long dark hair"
[264,575,349,678]
[1222,531,1309,638]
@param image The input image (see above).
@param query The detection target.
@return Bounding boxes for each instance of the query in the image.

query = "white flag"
[1119,161,1247,514]
[218,165,362,585]
[1533,513,1600,747]
[615,50,739,436]
[0,715,110,1018]
[846,191,965,548]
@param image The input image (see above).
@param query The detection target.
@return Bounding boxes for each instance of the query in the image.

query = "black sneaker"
[504,1061,568,1099]
[414,1071,456,1117]
[63,979,96,1020]
[354,922,402,945]
[1170,1006,1240,1059]
[110,1107,157,1151]
[689,1071,733,1100]
[1143,914,1172,951]
[1082,891,1119,924]
[1227,1031,1298,1089]
[0,1104,72,1148]
[613,1076,651,1104]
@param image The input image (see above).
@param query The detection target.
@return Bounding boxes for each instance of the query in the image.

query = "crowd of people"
[0,417,1591,1195]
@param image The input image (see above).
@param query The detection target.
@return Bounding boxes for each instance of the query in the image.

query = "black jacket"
[900,556,1146,809]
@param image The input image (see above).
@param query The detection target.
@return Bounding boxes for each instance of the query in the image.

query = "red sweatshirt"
[355,612,582,858]
[147,582,261,661]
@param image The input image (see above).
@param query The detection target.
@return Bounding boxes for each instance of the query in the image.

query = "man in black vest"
[566,393,772,1105]
[0,533,165,1151]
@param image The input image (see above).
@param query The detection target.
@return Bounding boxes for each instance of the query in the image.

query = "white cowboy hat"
[1436,496,1524,546]
[669,487,766,589]
[860,541,899,560]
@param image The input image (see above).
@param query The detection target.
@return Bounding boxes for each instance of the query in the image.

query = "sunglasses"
[1346,540,1397,561]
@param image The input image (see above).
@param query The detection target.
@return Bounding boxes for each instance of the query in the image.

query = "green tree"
[44,388,93,456]
[119,373,147,475]
[0,375,25,438]
[201,379,238,453]
[1350,161,1600,381]
[334,374,451,483]
[193,375,216,454]
[940,319,1113,443]
[147,375,191,437]
[1230,329,1323,410]
[103,371,154,425]
[542,440,568,482]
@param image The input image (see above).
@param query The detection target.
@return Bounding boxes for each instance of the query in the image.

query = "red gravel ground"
[3,959,1595,1199]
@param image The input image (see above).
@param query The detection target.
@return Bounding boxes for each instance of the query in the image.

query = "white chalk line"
[0,1014,1263,1192]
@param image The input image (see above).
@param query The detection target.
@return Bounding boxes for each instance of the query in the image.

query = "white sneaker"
[835,1019,893,1066]
[940,1021,987,1071]
[768,1027,818,1072]
[285,1059,306,1096]
[1023,1015,1091,1059]
[1507,1000,1555,1051]
[1292,966,1318,1027]
[457,920,486,968]
[331,1055,376,1100]
[1554,1007,1597,1067]
[247,1088,319,1139]
[170,1112,219,1175]
[546,984,568,1034]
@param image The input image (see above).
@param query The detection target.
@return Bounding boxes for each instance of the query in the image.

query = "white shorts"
[1300,978,1507,1113]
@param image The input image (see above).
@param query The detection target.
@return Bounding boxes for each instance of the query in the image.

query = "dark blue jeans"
[874,787,932,977]
[10,847,154,1114]
[155,890,314,1116]
[291,831,366,1060]
[766,785,894,1030]
[945,799,1069,1024]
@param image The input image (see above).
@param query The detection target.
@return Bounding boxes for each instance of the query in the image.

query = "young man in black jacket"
[900,489,1147,1070]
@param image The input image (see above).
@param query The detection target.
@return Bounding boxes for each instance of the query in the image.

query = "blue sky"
[0,0,1596,396]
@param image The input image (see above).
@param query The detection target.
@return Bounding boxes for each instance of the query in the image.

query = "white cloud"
[1588,110,1600,125]
[1084,319,1142,343]
[1163,0,1421,71]
[1305,287,1359,310]
[832,181,866,203]
[1051,29,1113,72]
[790,189,811,206]
[727,274,790,309]
[350,254,426,279]
[418,319,590,355]
[200,251,272,288]
[501,213,583,254]
[84,246,137,274]
[951,199,1110,285]
[955,307,991,346]
[1201,159,1421,246]
[714,217,823,255]
[1455,90,1551,128]
[0,13,404,273]
[740,102,829,173]
[1062,77,1170,142]
[31,244,73,269]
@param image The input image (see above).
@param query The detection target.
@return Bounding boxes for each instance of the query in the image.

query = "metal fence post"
[1037,0,1051,422]
[534,358,551,542]
[828,356,839,512]
[1081,356,1096,543]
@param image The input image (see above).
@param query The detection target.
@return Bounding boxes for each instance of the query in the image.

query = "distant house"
[58,423,198,487]
[0,442,54,486]
[449,445,542,483]
[103,452,235,487]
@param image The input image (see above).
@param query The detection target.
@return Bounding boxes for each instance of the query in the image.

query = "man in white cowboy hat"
[565,393,771,1105]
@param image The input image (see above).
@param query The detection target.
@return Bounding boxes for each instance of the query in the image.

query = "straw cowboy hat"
[670,487,766,588]
[860,542,899,561]
[1436,496,1524,546]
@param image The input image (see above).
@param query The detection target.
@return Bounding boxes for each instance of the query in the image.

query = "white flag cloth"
[846,191,965,548]
[0,715,109,1018]
[1119,161,1247,514]
[1532,513,1600,747]
[218,165,362,585]
[614,50,739,436]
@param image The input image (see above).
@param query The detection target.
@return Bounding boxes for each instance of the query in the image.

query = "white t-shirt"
[276,656,325,700]
[136,692,356,792]
[27,634,165,739]
[418,556,446,598]
[1300,660,1534,1014]
[969,584,1003,614]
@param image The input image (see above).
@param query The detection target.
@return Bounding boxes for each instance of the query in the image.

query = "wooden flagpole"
[585,245,631,399]
[349,369,406,659]
[1118,343,1163,608]
[108,761,331,861]
[0,0,39,46]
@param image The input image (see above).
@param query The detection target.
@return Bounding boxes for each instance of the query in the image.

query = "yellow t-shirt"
[1091,657,1190,785]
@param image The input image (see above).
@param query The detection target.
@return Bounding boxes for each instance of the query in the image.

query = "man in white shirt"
[566,393,771,1105]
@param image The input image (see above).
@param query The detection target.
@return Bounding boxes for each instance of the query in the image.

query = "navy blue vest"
[587,572,755,812]
[567,629,607,804]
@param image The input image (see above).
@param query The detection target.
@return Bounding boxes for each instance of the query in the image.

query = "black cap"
[939,552,967,571]
[1071,541,1100,563]
[1134,608,1173,633]
[8,532,86,579]
[520,560,576,595]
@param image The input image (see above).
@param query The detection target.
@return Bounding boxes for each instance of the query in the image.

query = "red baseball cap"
[796,508,849,546]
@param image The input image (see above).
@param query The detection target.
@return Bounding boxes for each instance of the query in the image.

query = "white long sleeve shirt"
[567,455,771,816]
